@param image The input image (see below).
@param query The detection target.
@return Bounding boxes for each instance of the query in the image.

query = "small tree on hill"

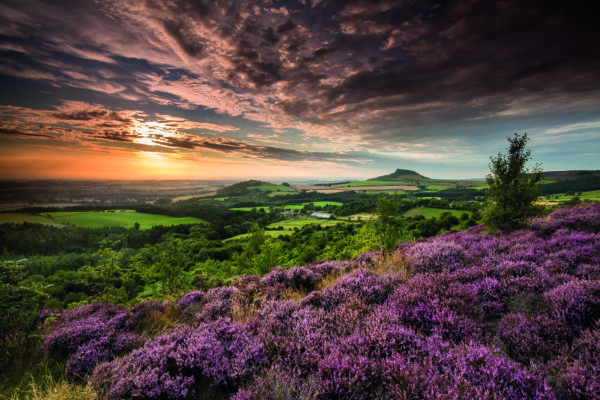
[376,194,401,255]
[484,133,542,231]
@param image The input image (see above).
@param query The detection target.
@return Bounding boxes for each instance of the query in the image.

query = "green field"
[332,180,411,187]
[267,217,353,231]
[225,230,294,241]
[541,190,600,202]
[232,201,343,212]
[403,207,472,219]
[0,213,66,227]
[268,191,297,197]
[47,210,206,229]
[248,184,295,192]
[424,184,453,190]
[231,207,271,212]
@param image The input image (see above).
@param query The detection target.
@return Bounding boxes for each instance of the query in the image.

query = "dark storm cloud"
[162,20,205,59]
[1,0,599,156]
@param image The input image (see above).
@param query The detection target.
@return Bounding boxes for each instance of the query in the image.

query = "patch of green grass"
[0,213,66,227]
[47,210,205,229]
[424,184,453,190]
[225,230,294,241]
[231,201,343,212]
[403,207,471,219]
[347,213,376,221]
[231,207,271,212]
[542,190,600,202]
[332,180,412,187]
[268,191,297,197]
[310,201,343,207]
[266,217,352,231]
[247,184,294,192]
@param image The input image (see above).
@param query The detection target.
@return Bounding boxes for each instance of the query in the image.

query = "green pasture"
[403,207,472,219]
[268,191,297,197]
[542,190,600,202]
[424,184,452,190]
[0,213,66,227]
[47,210,206,229]
[232,201,343,212]
[347,213,377,221]
[332,180,411,187]
[267,217,352,231]
[225,230,294,241]
[248,184,294,192]
[231,207,271,212]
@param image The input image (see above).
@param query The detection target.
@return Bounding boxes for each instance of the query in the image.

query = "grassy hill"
[369,168,432,183]
[216,180,294,197]
[539,170,600,194]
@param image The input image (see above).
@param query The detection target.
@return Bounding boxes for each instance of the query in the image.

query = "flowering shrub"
[174,290,205,311]
[36,204,600,399]
[497,313,572,363]
[91,318,267,399]
[195,286,239,322]
[260,266,322,292]
[407,241,465,274]
[544,279,600,333]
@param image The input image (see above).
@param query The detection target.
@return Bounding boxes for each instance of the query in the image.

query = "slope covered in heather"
[41,204,600,400]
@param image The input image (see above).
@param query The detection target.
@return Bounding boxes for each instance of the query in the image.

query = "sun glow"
[133,121,179,147]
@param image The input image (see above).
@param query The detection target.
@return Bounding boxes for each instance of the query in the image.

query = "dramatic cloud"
[0,0,599,178]
[0,102,363,165]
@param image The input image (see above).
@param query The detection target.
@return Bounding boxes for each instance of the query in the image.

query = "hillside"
[36,204,600,399]
[369,168,432,183]
[215,180,293,197]
[540,170,600,194]
[541,169,600,181]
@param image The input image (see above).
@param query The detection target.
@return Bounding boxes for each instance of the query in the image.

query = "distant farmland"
[46,210,206,229]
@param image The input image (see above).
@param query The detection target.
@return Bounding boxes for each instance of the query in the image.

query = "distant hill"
[216,180,268,197]
[540,170,600,181]
[369,169,432,183]
[539,170,600,194]
[216,180,294,197]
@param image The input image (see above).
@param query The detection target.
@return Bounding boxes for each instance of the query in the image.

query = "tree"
[153,237,190,299]
[484,133,542,231]
[376,194,402,255]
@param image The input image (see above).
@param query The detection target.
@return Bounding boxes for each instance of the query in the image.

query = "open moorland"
[22,204,600,399]
[2,167,600,400]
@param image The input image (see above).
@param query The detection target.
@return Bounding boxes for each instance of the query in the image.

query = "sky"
[0,0,599,181]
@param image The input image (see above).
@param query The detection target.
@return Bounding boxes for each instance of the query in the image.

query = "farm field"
[267,191,297,197]
[0,213,66,227]
[542,190,600,202]
[403,207,471,219]
[294,184,418,193]
[46,210,206,229]
[247,184,295,192]
[332,180,412,187]
[224,230,294,241]
[347,213,377,220]
[267,216,353,231]
[231,201,343,212]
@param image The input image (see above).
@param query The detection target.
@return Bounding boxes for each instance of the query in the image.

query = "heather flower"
[407,241,465,274]
[544,279,600,333]
[497,313,572,364]
[174,290,205,311]
[195,286,238,322]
